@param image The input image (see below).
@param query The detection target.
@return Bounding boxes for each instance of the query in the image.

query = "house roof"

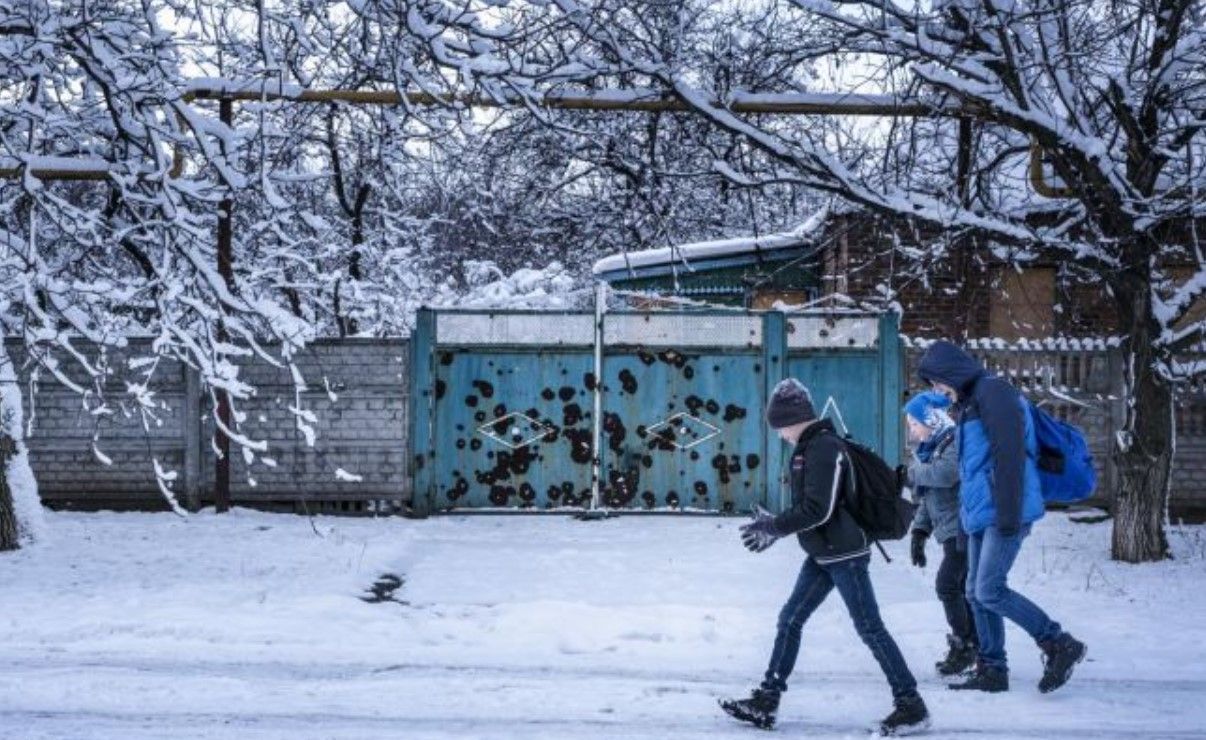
[592,207,831,281]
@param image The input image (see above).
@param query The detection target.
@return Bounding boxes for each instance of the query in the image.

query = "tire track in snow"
[4,653,1206,695]
[3,708,1203,740]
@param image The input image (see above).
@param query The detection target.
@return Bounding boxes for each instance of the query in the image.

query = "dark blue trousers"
[762,554,918,700]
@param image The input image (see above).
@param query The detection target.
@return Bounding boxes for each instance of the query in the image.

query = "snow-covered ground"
[1,510,1204,739]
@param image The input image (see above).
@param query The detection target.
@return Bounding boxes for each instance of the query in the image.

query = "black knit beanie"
[765,378,817,429]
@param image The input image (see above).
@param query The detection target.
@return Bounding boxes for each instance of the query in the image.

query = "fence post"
[1103,346,1126,509]
[588,282,607,512]
[762,311,788,512]
[878,312,904,463]
[183,364,203,511]
[408,309,436,517]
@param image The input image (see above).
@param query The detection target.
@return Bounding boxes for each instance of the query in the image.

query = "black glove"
[740,505,782,553]
[910,529,929,568]
[895,464,909,490]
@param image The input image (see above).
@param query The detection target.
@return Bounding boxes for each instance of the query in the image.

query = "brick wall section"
[1058,281,1122,336]
[10,338,410,508]
[822,214,1129,337]
[1173,393,1206,520]
[201,340,410,506]
[8,340,192,508]
[1172,436,1206,521]
[830,215,994,337]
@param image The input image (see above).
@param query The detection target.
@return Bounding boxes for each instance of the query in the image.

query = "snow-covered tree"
[400,0,1203,562]
[6,0,1196,565]
[0,0,323,546]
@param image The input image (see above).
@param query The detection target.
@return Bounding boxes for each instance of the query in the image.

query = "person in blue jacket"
[903,391,977,676]
[917,341,1086,694]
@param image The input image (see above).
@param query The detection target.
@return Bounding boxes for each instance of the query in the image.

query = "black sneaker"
[948,662,1009,693]
[879,693,930,736]
[935,634,977,676]
[1039,633,1087,693]
[719,687,779,730]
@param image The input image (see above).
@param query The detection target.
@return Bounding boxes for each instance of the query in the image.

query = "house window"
[1169,266,1206,337]
[989,267,1055,340]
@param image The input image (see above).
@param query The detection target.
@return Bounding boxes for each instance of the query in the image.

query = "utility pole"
[214,96,234,513]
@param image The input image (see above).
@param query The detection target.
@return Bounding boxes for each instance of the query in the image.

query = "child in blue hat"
[905,390,977,676]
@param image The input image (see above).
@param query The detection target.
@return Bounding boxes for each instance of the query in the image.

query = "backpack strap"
[934,428,956,457]
[873,540,891,563]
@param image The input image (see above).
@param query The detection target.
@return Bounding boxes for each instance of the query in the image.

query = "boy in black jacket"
[720,379,930,735]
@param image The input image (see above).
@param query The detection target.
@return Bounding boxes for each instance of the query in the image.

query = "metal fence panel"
[430,348,596,508]
[412,308,901,514]
[599,347,765,511]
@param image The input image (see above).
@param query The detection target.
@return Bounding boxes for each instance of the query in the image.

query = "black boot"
[948,662,1009,693]
[935,634,977,676]
[1038,633,1087,693]
[879,693,930,736]
[719,687,779,730]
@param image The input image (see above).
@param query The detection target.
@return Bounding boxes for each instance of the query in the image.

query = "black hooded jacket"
[772,419,869,564]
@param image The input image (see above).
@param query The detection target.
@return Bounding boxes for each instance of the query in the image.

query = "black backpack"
[841,436,917,559]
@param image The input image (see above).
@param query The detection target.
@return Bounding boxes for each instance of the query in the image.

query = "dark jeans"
[966,525,1063,670]
[936,538,976,642]
[763,555,918,700]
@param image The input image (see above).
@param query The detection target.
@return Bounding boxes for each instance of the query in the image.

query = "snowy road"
[1,510,1204,739]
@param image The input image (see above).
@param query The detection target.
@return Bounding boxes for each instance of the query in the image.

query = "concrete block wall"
[204,340,410,505]
[9,340,193,508]
[10,338,410,509]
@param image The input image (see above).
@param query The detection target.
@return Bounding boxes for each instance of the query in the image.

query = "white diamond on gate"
[644,412,721,450]
[475,412,556,450]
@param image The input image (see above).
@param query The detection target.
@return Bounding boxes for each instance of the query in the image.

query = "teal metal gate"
[409,308,901,515]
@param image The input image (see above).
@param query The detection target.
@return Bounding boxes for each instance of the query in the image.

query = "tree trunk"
[1111,283,1174,562]
[0,340,43,549]
[0,439,18,551]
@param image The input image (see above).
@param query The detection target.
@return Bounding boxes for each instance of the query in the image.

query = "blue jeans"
[966,525,1062,670]
[763,555,918,700]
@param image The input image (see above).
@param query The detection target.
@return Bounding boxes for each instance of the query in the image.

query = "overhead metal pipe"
[5,87,953,182]
[3,83,1070,200]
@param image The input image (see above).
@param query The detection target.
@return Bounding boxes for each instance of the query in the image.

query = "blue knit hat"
[904,391,953,430]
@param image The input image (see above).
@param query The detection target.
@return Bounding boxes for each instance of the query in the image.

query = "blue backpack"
[1027,401,1096,503]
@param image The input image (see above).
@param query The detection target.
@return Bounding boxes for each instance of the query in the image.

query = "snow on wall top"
[903,335,1123,351]
[591,207,830,277]
[432,260,588,311]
